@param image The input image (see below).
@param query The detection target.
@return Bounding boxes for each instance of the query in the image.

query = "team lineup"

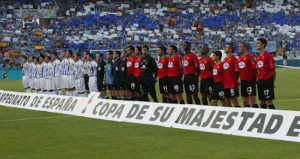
[20,38,276,109]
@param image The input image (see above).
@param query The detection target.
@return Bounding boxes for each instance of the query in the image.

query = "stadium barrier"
[0,90,300,143]
[0,70,22,80]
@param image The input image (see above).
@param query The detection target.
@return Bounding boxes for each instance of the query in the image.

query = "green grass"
[0,68,300,159]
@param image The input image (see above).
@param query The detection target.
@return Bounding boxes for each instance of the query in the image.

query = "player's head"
[21,55,27,63]
[96,53,103,62]
[142,45,149,56]
[256,38,267,50]
[121,50,127,59]
[168,45,177,55]
[66,50,73,58]
[158,46,166,57]
[201,43,210,55]
[212,50,222,62]
[135,46,142,56]
[83,51,88,59]
[113,51,120,60]
[50,52,58,60]
[225,43,235,54]
[239,42,249,54]
[33,57,38,64]
[61,50,66,58]
[106,50,113,60]
[183,42,191,53]
[86,53,93,61]
[126,46,134,55]
[39,55,45,63]
[74,53,81,61]
[28,55,33,63]
[45,56,51,63]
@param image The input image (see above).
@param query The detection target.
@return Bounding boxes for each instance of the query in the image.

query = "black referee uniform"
[112,58,121,91]
[140,55,158,102]
[119,58,128,90]
[96,60,106,91]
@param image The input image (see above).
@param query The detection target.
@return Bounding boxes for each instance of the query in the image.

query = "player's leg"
[257,79,267,109]
[200,79,209,105]
[175,77,184,104]
[147,79,158,102]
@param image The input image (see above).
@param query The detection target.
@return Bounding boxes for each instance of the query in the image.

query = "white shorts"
[53,76,61,90]
[40,78,47,90]
[88,76,98,92]
[64,75,75,89]
[46,78,53,90]
[76,77,86,93]
[22,76,30,88]
[34,78,40,90]
[28,77,33,88]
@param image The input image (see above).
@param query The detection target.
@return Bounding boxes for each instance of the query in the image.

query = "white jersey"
[87,60,98,77]
[32,64,39,78]
[52,59,61,77]
[62,58,75,75]
[29,62,34,78]
[46,62,54,79]
[22,62,30,77]
[41,62,48,78]
[37,64,43,78]
[74,60,84,79]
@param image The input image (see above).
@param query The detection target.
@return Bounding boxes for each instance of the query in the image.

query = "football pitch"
[0,68,300,159]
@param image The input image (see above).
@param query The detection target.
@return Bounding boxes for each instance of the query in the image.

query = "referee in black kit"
[140,45,158,102]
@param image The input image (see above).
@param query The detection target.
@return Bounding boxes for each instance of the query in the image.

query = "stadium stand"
[0,0,299,68]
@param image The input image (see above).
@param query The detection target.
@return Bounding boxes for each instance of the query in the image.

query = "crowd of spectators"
[0,0,299,68]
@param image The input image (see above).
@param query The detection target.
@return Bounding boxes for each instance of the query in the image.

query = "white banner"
[0,90,300,142]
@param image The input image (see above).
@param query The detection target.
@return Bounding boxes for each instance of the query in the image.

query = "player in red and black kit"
[126,46,136,100]
[157,46,171,103]
[256,38,276,109]
[238,42,259,108]
[223,43,240,107]
[211,51,225,106]
[198,44,214,105]
[167,45,185,104]
[183,42,200,104]
[133,46,143,100]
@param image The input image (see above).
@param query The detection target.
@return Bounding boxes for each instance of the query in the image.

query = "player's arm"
[103,64,106,85]
[269,56,276,82]
[251,56,257,78]
[179,57,183,76]
[151,57,158,79]
[234,59,239,79]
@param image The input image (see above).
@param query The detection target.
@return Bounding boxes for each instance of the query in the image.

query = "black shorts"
[119,77,129,90]
[84,74,89,90]
[200,77,214,95]
[241,80,257,97]
[211,82,225,101]
[97,79,106,91]
[129,76,142,93]
[224,88,239,98]
[107,84,114,90]
[257,78,275,101]
[184,74,199,94]
[169,76,183,94]
[159,77,170,94]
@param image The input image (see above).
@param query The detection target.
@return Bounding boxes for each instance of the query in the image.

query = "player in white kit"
[32,57,39,93]
[39,55,47,94]
[21,55,31,93]
[87,53,98,93]
[45,56,54,94]
[27,56,34,92]
[63,50,76,96]
[74,53,86,96]
[51,52,62,95]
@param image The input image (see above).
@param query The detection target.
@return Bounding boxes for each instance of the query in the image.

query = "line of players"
[21,38,276,109]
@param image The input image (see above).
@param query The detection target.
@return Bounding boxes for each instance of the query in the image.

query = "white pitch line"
[0,115,73,122]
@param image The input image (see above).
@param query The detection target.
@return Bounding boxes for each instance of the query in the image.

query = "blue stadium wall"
[0,69,22,80]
